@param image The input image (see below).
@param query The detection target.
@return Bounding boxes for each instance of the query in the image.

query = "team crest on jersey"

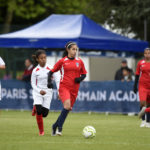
[76,62,79,67]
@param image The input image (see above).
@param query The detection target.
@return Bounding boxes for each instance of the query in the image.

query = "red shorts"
[139,87,150,103]
[59,85,78,107]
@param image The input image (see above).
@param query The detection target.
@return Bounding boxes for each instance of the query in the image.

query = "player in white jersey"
[31,50,60,136]
[0,57,5,69]
[0,57,5,100]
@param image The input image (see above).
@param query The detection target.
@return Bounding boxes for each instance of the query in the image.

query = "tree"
[0,0,111,33]
[106,0,150,41]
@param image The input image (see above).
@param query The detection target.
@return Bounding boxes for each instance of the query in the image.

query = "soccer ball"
[82,126,96,138]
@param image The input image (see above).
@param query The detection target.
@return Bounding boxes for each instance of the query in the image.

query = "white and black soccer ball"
[82,125,96,138]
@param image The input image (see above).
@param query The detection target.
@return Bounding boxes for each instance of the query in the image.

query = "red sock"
[32,105,36,116]
[145,107,150,113]
[36,114,44,133]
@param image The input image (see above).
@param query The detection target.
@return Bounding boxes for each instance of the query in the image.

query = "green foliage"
[0,0,150,40]
[107,0,150,40]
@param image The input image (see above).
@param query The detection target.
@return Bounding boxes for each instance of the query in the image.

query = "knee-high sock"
[53,108,69,132]
[140,106,145,121]
[36,114,44,133]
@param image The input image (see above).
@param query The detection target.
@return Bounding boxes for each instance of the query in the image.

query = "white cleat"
[145,122,150,128]
[138,107,146,118]
[140,120,146,128]
[56,130,62,136]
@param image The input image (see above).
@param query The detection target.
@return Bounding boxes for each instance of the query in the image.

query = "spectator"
[17,59,34,82]
[114,59,134,80]
[121,67,134,82]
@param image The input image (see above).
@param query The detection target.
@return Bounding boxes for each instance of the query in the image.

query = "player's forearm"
[0,65,5,69]
[80,74,86,81]
[48,71,54,83]
[134,75,139,88]
[75,74,86,83]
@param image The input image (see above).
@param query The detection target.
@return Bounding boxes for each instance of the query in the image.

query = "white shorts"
[33,89,53,109]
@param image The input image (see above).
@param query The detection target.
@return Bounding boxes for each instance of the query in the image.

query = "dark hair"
[32,49,46,66]
[62,41,77,58]
[25,58,32,64]
[144,47,150,52]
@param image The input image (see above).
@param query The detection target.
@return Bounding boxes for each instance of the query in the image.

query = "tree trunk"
[2,0,16,33]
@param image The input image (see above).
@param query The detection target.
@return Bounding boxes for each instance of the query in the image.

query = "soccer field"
[0,111,149,150]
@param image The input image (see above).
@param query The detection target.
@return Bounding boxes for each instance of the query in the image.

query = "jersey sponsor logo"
[64,63,70,65]
[46,66,51,70]
[36,68,40,72]
[76,62,79,67]
[141,60,145,64]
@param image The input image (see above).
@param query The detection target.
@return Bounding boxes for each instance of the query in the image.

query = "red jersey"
[51,56,87,91]
[136,59,150,89]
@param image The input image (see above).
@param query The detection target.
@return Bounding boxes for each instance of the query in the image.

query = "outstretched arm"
[133,75,139,93]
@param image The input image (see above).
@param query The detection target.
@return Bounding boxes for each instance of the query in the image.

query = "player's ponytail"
[32,49,46,66]
[62,41,77,58]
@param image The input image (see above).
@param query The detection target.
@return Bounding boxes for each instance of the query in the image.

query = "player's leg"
[52,87,70,136]
[70,91,78,109]
[138,89,146,118]
[138,89,147,127]
[42,90,52,117]
[42,107,49,117]
[33,92,44,135]
[35,105,44,136]
[32,105,36,116]
[145,95,150,128]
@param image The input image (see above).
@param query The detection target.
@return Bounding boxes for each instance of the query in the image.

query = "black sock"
[53,108,69,132]
[140,106,145,121]
[146,112,150,122]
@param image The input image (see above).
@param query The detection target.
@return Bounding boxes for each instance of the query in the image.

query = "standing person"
[0,57,5,69]
[114,59,133,80]
[0,56,5,100]
[17,59,34,82]
[134,48,150,128]
[48,41,87,136]
[22,59,34,82]
[31,50,60,136]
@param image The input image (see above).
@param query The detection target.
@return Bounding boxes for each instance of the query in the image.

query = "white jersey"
[31,63,60,93]
[0,57,5,66]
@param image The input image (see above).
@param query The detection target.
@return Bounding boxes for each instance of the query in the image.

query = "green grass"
[0,111,149,150]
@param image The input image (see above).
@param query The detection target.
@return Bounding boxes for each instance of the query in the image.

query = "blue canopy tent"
[0,14,148,52]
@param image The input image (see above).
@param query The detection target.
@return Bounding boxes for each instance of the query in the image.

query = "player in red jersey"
[48,41,87,136]
[134,48,150,127]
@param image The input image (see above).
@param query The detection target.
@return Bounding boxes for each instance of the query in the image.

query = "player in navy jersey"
[48,42,87,136]
[31,50,60,136]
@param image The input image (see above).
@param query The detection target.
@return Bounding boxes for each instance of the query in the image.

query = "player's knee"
[42,107,49,117]
[42,111,49,117]
[64,103,71,110]
[140,101,146,107]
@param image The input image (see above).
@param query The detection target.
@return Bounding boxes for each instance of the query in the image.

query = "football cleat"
[39,131,44,136]
[140,120,146,128]
[56,130,62,136]
[145,122,150,128]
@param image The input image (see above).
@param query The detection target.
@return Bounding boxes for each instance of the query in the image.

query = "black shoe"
[51,124,57,136]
